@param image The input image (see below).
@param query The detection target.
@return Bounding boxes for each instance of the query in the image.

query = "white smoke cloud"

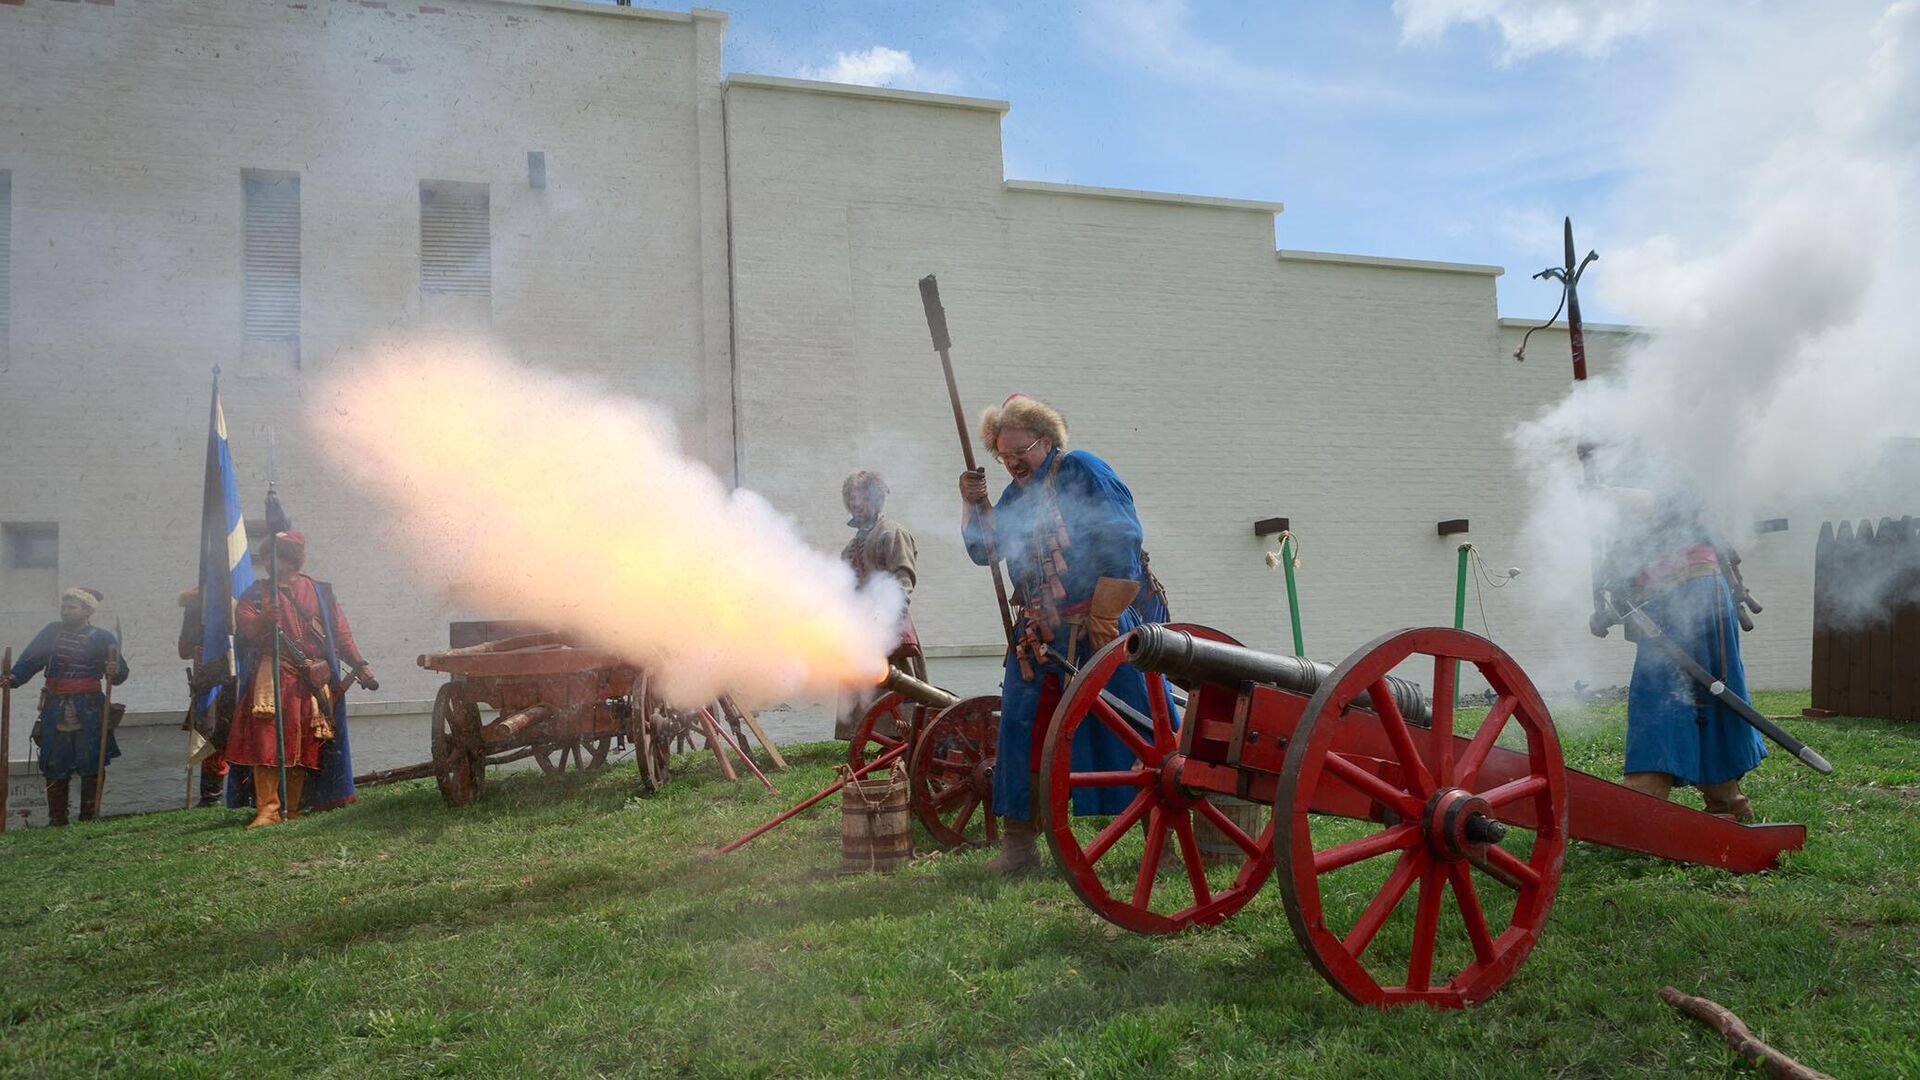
[801,46,960,94]
[1394,0,1662,60]
[311,338,904,707]
[1504,0,1920,622]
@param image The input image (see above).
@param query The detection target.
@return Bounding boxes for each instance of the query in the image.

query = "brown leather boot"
[1699,780,1754,822]
[1622,771,1675,800]
[78,774,101,822]
[247,766,283,828]
[45,778,71,827]
[284,769,308,820]
[984,817,1044,875]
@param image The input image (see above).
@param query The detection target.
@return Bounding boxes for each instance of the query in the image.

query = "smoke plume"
[312,338,902,706]
[1511,0,1920,622]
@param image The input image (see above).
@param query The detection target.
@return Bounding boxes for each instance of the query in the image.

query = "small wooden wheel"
[1275,627,1568,1008]
[848,691,917,771]
[1040,624,1276,935]
[535,731,613,774]
[431,682,485,808]
[909,695,999,848]
[628,674,671,794]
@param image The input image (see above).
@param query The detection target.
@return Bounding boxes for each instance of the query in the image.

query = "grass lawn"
[1,689,1916,1078]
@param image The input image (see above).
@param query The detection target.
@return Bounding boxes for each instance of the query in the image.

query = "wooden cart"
[418,632,782,808]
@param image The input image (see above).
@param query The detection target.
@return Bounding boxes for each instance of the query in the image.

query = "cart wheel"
[431,683,485,808]
[1040,624,1275,935]
[910,695,999,848]
[848,691,917,771]
[1275,627,1568,1008]
[535,734,613,774]
[637,710,672,794]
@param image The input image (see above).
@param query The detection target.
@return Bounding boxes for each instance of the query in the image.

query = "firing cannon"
[1038,623,1808,1007]
[720,664,1000,854]
[848,667,1001,849]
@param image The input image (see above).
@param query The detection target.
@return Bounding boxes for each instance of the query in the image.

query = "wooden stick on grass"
[1658,987,1835,1080]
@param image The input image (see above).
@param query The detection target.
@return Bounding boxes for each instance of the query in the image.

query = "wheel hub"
[1154,753,1198,811]
[1423,787,1505,862]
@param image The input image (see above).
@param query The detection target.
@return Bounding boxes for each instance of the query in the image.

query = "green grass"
[1,690,1916,1078]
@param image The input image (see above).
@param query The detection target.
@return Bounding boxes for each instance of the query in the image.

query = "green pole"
[1452,543,1470,711]
[1281,533,1305,657]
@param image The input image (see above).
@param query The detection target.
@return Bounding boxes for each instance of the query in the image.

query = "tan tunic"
[836,514,925,739]
[841,515,917,597]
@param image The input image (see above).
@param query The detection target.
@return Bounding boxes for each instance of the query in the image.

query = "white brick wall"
[0,0,729,713]
[722,76,1916,699]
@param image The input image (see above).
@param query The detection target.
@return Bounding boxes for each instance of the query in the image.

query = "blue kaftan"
[8,623,130,779]
[1624,574,1766,786]
[962,449,1169,822]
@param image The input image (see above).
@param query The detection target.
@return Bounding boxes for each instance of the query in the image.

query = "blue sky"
[644,0,1684,324]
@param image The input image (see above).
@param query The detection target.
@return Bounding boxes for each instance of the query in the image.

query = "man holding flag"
[181,370,254,807]
[228,522,377,826]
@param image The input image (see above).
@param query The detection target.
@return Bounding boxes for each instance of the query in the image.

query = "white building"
[1,0,1906,818]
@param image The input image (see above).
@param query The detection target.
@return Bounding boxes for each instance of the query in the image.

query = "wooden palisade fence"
[1810,516,1920,721]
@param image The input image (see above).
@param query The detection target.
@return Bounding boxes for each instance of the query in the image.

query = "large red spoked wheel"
[1275,627,1567,1008]
[848,691,917,771]
[1040,624,1277,935]
[909,695,999,848]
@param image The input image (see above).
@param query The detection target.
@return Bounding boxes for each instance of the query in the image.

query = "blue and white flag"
[193,371,255,760]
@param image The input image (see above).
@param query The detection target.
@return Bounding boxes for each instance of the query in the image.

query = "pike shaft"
[919,275,1019,653]
[1,648,10,831]
[1620,607,1832,773]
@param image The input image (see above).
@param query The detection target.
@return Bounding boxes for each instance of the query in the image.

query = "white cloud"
[1394,0,1661,60]
[1084,0,1427,107]
[800,46,961,94]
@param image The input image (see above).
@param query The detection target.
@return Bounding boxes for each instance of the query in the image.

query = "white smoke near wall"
[1494,1,1920,627]
[311,338,903,707]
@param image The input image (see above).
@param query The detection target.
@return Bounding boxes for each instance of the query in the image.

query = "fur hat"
[978,393,1068,454]
[61,587,103,613]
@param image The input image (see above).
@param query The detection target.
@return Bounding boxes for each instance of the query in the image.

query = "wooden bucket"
[839,763,912,873]
[1194,795,1266,868]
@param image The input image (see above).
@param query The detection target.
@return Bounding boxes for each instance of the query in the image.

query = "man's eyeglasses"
[992,435,1044,465]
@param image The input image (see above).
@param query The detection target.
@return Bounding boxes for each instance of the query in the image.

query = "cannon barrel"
[878,666,962,712]
[1126,625,1431,725]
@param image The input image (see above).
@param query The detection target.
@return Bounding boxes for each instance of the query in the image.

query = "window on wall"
[242,169,301,366]
[1,170,11,370]
[3,524,56,570]
[420,180,491,318]
[1,523,58,611]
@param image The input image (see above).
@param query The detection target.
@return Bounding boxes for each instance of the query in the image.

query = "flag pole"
[190,366,217,812]
[269,431,288,821]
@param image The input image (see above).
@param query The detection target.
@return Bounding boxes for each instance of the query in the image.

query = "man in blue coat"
[960,394,1168,873]
[3,588,130,825]
[1595,483,1765,820]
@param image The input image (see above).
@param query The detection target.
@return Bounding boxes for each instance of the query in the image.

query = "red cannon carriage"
[846,669,1001,849]
[1038,622,1807,1008]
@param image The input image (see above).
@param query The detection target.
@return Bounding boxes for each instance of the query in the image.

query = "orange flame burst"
[314,339,896,705]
